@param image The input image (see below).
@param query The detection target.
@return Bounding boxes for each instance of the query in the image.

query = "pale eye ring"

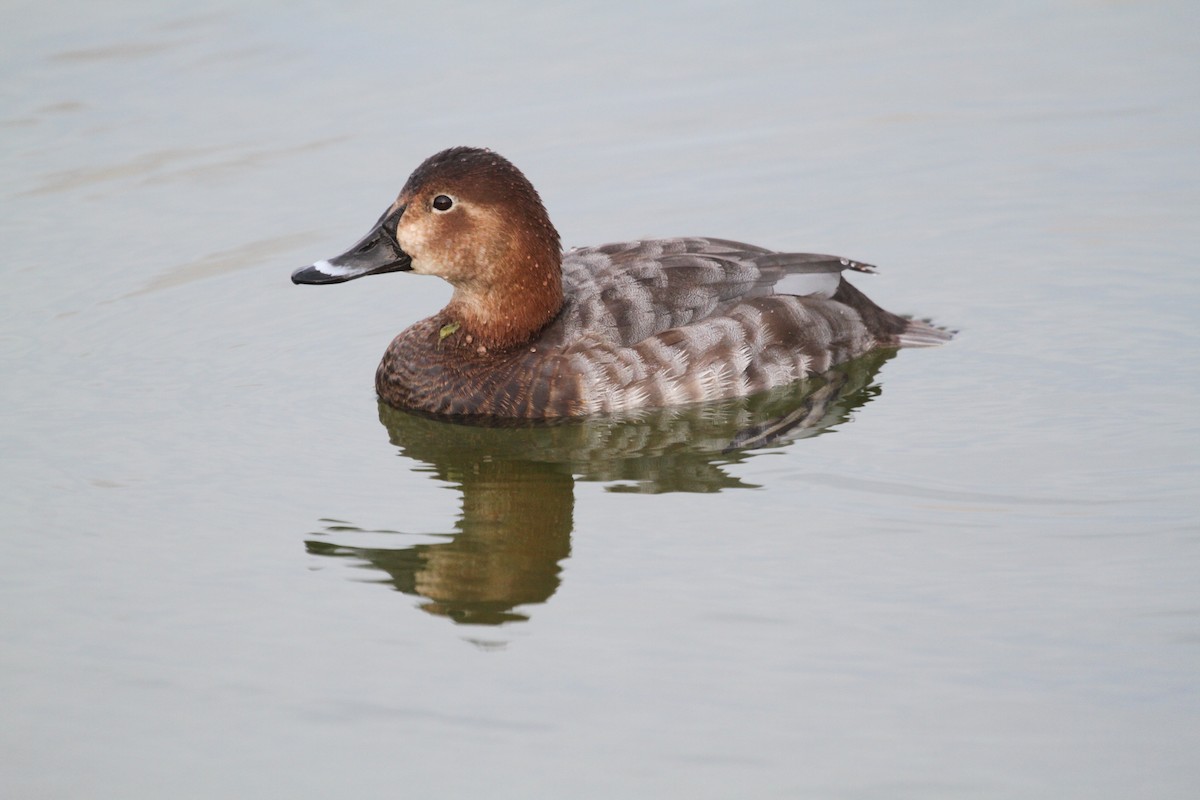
[432,195,454,212]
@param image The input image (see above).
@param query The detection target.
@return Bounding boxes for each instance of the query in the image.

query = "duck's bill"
[291,211,412,285]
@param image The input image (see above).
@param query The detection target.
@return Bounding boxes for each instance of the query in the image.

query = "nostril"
[356,236,379,254]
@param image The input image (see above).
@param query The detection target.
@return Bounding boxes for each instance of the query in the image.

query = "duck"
[292,146,951,418]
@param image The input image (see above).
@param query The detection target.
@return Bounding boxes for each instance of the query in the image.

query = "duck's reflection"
[307,459,572,624]
[305,351,893,625]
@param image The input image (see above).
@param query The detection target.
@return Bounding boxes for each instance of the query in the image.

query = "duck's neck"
[443,248,563,352]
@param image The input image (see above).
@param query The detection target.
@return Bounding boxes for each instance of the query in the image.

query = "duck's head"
[293,146,564,350]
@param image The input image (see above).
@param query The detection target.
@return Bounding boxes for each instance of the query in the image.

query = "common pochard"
[292,146,950,418]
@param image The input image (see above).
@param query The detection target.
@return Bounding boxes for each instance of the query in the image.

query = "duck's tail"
[832,277,955,348]
[897,317,955,347]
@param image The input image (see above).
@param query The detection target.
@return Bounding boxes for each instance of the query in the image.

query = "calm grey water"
[3,1,1198,797]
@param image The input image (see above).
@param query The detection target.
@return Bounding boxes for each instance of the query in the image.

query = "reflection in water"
[305,351,894,625]
[307,460,572,625]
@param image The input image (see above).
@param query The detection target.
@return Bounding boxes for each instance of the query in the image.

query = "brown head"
[293,147,564,350]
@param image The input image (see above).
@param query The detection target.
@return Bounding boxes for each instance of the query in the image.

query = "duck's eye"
[432,195,454,212]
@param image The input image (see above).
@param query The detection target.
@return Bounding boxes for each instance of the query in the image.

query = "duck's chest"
[374,321,584,418]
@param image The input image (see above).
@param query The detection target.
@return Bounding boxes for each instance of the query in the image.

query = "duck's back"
[533,238,946,414]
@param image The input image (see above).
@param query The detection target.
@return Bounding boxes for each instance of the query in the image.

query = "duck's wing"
[552,237,876,347]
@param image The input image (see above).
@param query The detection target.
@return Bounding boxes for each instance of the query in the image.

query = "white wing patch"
[772,272,841,298]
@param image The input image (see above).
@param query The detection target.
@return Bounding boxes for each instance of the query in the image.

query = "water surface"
[2,1,1198,798]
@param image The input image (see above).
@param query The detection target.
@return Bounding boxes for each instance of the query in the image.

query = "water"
[3,1,1198,797]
